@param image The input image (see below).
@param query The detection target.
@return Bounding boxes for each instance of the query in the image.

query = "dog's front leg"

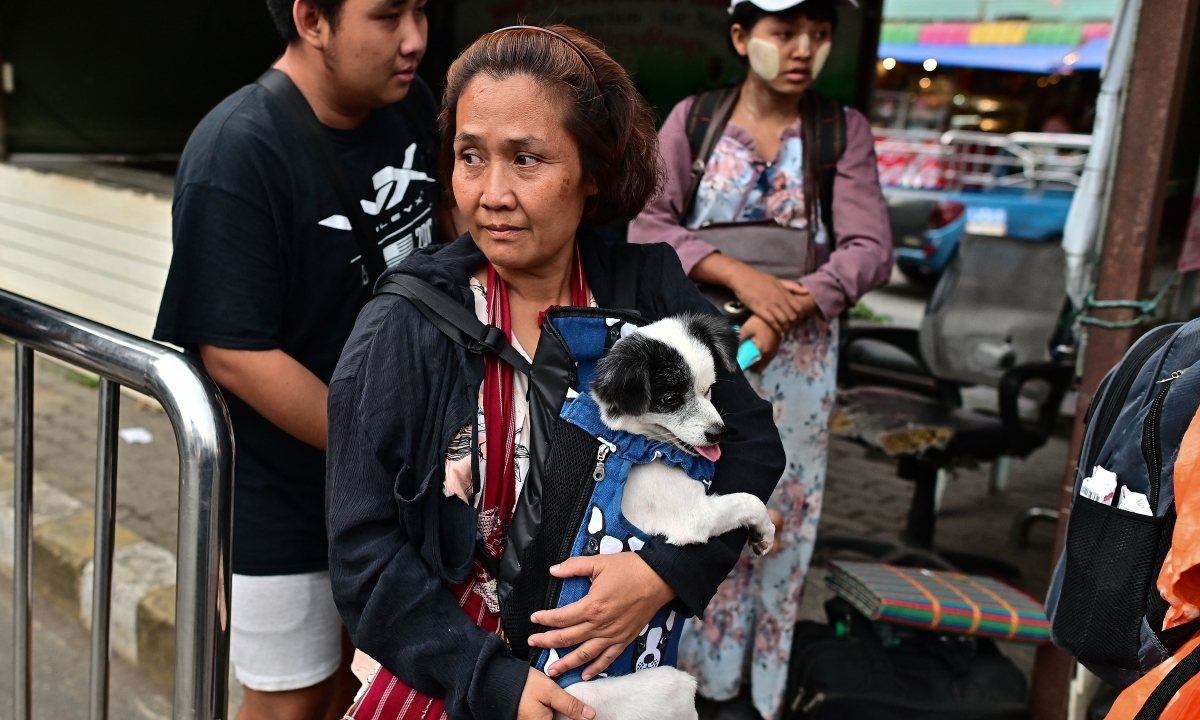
[623,464,775,553]
[691,492,776,554]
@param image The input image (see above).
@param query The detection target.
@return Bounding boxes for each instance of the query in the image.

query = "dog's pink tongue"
[697,444,722,462]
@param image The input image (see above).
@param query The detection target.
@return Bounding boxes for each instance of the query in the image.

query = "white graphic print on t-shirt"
[318,142,438,269]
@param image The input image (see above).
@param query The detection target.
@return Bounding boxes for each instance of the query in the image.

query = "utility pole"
[1029,0,1200,717]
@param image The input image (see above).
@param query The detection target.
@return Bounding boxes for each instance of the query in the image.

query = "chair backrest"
[919,234,1067,388]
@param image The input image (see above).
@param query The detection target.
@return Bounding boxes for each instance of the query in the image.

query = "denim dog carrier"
[531,389,716,687]
[1045,319,1200,687]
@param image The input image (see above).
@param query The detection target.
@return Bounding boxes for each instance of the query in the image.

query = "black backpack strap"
[683,86,740,219]
[801,90,847,242]
[376,274,532,376]
[1133,637,1200,720]
[397,75,440,171]
[1158,617,1200,655]
[257,68,388,283]
[611,242,640,312]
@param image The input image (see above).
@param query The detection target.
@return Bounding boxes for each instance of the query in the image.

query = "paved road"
[0,573,174,720]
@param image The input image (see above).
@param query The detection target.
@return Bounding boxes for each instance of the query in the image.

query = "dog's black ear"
[592,334,653,417]
[684,314,738,373]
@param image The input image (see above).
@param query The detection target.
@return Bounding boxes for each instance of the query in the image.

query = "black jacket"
[326,232,786,720]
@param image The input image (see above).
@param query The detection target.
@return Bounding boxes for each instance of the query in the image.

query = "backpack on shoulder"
[1045,319,1200,689]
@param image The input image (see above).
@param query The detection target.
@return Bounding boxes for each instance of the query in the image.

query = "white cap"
[729,0,857,11]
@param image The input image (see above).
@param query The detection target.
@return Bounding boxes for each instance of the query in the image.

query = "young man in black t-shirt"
[154,0,442,718]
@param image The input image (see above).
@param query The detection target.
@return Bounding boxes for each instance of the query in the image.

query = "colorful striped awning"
[881,21,1111,46]
[878,21,1110,72]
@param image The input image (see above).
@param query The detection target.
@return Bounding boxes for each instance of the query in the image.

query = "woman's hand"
[779,281,821,326]
[767,509,784,555]
[740,316,782,372]
[527,553,676,680]
[727,266,810,335]
[517,668,596,720]
[690,254,808,335]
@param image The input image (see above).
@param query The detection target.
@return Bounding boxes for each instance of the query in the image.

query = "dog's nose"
[704,426,727,445]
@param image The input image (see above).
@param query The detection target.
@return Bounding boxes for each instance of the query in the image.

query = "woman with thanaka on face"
[325,25,786,720]
[629,0,892,717]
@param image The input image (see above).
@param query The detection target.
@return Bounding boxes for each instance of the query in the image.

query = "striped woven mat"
[825,560,1051,643]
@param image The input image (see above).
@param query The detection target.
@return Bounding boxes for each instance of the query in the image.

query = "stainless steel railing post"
[13,342,33,720]
[158,354,233,720]
[0,289,233,720]
[88,378,120,720]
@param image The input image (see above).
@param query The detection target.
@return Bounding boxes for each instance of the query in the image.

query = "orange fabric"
[1106,634,1200,720]
[1107,407,1200,720]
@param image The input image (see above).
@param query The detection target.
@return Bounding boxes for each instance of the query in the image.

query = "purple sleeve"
[800,108,894,319]
[627,97,719,274]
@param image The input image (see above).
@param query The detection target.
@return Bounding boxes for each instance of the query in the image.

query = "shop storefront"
[872,0,1117,134]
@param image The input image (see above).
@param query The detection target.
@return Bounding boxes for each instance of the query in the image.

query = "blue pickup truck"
[874,129,1089,284]
[885,187,1076,284]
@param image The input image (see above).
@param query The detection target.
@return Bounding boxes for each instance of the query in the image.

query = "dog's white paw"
[749,518,776,556]
[558,667,698,720]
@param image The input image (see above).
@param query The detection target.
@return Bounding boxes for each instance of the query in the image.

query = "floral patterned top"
[685,120,826,249]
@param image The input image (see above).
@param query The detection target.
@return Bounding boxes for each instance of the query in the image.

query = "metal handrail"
[873,128,1094,191]
[0,288,234,720]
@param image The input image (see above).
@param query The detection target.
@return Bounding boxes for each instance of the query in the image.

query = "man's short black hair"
[265,0,349,42]
[730,0,840,35]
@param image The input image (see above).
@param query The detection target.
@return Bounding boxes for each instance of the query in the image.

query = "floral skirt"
[678,314,838,720]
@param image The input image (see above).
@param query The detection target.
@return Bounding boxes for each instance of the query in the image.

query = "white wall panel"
[0,164,172,340]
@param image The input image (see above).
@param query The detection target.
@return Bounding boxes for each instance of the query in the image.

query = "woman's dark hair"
[730,0,840,51]
[439,25,661,227]
[265,0,347,42]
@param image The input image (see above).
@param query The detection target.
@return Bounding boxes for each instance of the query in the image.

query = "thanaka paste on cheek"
[747,37,780,81]
[813,41,832,80]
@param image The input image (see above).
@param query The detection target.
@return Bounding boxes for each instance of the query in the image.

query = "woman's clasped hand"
[727,263,817,335]
[690,250,820,370]
[527,554,678,680]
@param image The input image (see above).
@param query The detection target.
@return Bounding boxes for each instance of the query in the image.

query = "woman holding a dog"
[325,25,786,720]
[629,0,893,717]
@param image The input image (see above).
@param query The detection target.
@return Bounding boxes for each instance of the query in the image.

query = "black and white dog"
[592,313,776,554]
[554,315,775,720]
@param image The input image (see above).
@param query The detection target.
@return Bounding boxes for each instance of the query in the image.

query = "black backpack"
[1045,319,1200,689]
[783,597,1028,720]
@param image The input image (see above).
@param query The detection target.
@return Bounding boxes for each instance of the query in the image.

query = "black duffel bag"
[784,598,1029,720]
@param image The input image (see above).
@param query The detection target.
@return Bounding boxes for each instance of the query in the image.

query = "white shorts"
[230,571,345,692]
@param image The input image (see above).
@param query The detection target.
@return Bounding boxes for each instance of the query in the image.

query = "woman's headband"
[491,25,602,88]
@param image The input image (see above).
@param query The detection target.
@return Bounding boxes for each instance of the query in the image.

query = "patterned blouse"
[685,120,828,249]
